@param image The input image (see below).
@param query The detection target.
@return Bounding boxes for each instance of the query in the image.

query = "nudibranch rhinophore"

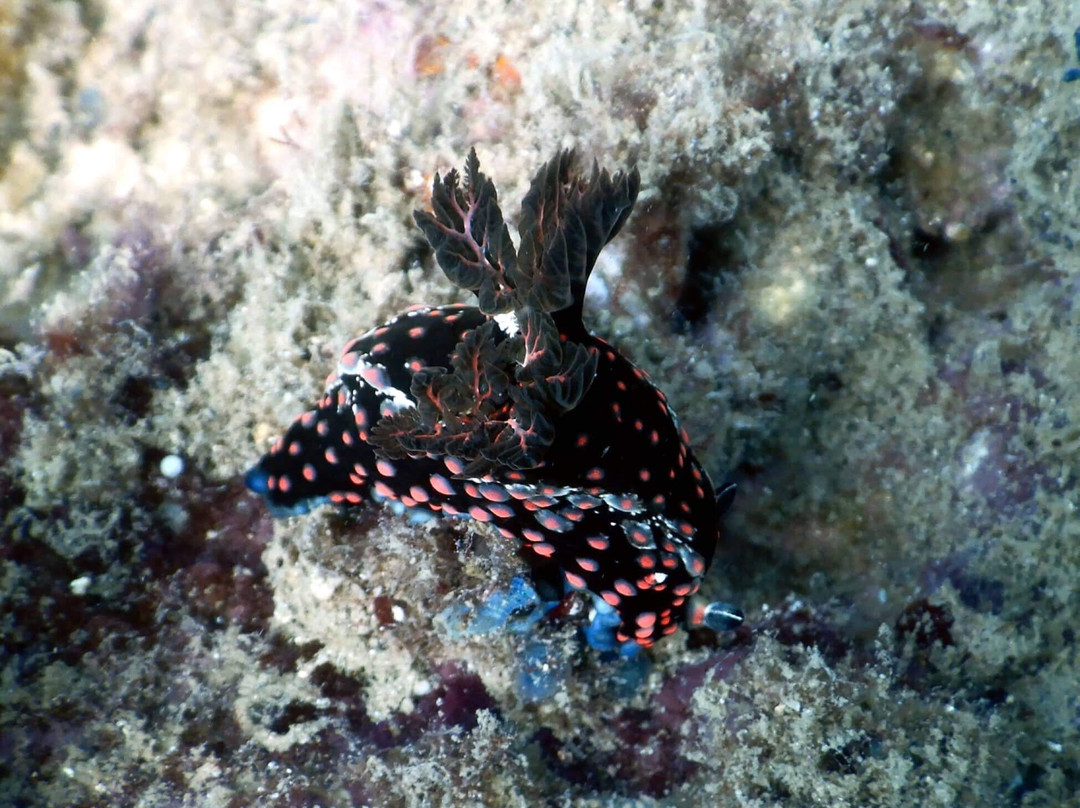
[246,149,743,654]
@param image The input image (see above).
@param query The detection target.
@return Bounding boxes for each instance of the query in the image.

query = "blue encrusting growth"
[245,149,743,653]
[1064,27,1080,82]
[438,576,557,638]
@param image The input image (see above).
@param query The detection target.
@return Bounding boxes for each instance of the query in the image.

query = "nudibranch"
[246,149,743,654]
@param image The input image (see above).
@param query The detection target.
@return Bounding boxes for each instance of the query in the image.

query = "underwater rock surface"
[1,1,1077,806]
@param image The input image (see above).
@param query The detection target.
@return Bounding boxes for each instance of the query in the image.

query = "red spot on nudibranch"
[536,510,572,532]
[565,571,587,589]
[487,503,515,519]
[688,556,705,575]
[361,367,387,387]
[479,483,509,502]
[468,505,492,522]
[429,474,455,497]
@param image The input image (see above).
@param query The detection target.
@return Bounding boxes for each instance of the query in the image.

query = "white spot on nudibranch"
[493,311,519,337]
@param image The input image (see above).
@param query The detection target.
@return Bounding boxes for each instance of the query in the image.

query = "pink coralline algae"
[246,150,744,654]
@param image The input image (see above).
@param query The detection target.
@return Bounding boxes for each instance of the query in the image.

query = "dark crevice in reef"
[672,222,740,333]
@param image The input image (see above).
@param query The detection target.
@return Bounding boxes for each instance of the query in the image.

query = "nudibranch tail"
[246,149,741,654]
